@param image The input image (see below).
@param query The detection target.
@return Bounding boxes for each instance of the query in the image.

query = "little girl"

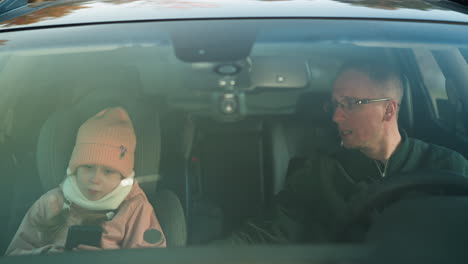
[7,107,166,255]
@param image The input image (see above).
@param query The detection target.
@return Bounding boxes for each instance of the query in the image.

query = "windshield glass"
[1,17,468,262]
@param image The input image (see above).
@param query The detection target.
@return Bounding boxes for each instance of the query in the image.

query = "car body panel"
[1,0,468,31]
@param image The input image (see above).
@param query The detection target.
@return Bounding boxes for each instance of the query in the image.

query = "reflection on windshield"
[110,0,219,8]
[333,0,442,10]
[1,4,88,27]
[0,0,449,29]
[1,0,220,27]
[28,0,60,3]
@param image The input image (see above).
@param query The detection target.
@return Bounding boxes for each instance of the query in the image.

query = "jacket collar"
[386,129,412,177]
[332,129,412,181]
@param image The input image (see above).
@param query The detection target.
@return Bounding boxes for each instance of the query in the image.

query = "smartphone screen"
[64,225,103,251]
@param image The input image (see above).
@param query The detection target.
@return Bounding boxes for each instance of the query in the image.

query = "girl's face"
[76,164,123,201]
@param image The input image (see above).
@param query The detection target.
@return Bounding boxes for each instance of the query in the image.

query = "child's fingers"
[48,246,64,254]
[74,244,101,251]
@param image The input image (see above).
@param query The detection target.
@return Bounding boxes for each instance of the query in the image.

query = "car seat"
[24,88,186,247]
[188,118,265,244]
[265,91,340,196]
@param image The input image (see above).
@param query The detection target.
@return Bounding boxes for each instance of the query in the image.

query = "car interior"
[0,18,468,263]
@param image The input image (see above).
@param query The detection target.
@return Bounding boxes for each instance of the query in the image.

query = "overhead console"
[251,56,310,90]
[164,56,310,121]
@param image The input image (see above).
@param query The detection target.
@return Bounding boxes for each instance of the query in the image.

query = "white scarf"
[62,172,134,211]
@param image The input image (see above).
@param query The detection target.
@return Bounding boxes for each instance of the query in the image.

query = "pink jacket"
[6,182,166,255]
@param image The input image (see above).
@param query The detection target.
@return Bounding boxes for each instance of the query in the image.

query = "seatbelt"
[181,115,195,229]
[446,78,464,135]
[0,108,13,145]
[135,174,161,184]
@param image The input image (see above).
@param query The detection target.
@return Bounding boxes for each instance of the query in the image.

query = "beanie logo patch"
[120,145,127,159]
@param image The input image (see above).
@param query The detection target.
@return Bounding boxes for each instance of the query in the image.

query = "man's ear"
[383,100,398,121]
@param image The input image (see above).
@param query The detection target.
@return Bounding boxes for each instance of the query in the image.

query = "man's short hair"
[337,60,404,104]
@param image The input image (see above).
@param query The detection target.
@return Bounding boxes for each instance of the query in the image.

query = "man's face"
[76,164,122,201]
[331,69,388,150]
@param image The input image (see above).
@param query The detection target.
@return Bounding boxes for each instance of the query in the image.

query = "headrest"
[295,91,333,122]
[37,88,161,193]
[397,74,413,135]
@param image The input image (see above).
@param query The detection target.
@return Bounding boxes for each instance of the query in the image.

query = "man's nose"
[332,106,346,123]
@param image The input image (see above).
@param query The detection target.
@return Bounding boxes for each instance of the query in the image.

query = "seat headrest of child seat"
[37,90,161,194]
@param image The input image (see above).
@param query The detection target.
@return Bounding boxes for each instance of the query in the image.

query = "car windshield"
[1,1,468,263]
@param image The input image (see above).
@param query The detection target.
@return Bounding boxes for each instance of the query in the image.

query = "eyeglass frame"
[324,96,393,113]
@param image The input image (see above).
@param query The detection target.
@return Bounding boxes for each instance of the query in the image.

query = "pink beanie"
[68,107,136,177]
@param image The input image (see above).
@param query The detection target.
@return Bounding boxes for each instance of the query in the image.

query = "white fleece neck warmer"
[62,172,134,211]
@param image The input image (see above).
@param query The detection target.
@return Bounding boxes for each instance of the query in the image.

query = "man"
[224,61,468,244]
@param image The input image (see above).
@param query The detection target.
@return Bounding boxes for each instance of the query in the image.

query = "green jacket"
[226,132,468,244]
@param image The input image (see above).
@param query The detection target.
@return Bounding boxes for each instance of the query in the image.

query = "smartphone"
[64,225,103,251]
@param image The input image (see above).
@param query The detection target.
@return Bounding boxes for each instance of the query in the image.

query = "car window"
[413,49,449,120]
[414,48,468,136]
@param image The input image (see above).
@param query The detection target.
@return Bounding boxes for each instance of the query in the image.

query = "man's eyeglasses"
[323,96,392,113]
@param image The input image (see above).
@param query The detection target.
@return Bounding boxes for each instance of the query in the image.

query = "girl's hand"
[73,244,102,251]
[47,246,64,254]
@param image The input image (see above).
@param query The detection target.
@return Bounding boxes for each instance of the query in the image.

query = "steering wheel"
[336,169,468,242]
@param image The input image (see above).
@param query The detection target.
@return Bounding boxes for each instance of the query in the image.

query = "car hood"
[0,0,468,30]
